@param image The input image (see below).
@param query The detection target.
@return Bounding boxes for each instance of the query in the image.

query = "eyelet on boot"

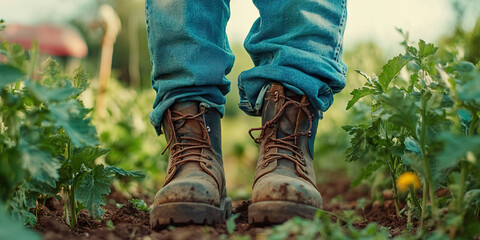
[262,161,271,168]
[273,91,279,102]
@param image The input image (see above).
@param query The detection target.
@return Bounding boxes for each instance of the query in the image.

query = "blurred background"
[0,0,479,200]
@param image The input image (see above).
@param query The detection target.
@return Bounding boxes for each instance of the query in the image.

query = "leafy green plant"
[95,78,167,189]
[226,213,239,234]
[0,42,144,229]
[129,198,150,212]
[106,220,115,231]
[0,207,40,240]
[268,211,390,240]
[344,33,480,238]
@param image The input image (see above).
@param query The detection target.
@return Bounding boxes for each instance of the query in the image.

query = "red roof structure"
[1,24,88,58]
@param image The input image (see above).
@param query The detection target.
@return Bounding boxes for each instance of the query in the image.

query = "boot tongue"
[170,102,206,172]
[171,102,204,140]
[276,93,305,139]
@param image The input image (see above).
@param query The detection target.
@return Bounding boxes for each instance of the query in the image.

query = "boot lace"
[162,107,212,173]
[249,94,314,169]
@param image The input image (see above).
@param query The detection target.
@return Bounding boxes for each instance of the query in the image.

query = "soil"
[34,175,413,240]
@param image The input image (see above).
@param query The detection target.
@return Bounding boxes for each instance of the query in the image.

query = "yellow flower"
[396,172,422,193]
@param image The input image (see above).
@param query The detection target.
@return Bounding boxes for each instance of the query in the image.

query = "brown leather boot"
[150,102,231,229]
[248,83,322,224]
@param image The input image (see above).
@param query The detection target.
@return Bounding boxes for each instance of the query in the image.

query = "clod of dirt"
[34,204,77,240]
[232,200,251,233]
[44,197,64,213]
[234,200,250,224]
[382,189,394,200]
[74,209,104,234]
[360,200,410,230]
[104,202,150,226]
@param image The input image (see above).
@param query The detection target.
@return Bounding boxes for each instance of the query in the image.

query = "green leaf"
[456,64,480,103]
[378,55,409,91]
[129,199,150,212]
[404,136,421,156]
[346,87,376,110]
[4,43,27,69]
[407,61,421,72]
[48,100,98,147]
[75,164,112,218]
[436,133,480,171]
[226,213,239,234]
[0,207,41,240]
[0,64,24,87]
[41,58,61,81]
[104,166,145,178]
[453,61,475,73]
[378,87,419,134]
[342,124,374,162]
[458,109,472,134]
[19,138,60,187]
[26,80,81,103]
[464,189,480,208]
[73,66,90,90]
[418,39,438,59]
[10,187,37,226]
[402,152,425,178]
[71,147,110,173]
[352,161,383,186]
[26,180,58,197]
[354,69,371,82]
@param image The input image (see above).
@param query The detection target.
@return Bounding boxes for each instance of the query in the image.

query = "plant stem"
[69,187,77,229]
[390,167,401,216]
[64,191,70,226]
[469,111,479,136]
[65,141,78,229]
[419,93,439,226]
[447,162,467,238]
[458,163,466,210]
[421,182,428,228]
[384,123,401,216]
[409,186,422,213]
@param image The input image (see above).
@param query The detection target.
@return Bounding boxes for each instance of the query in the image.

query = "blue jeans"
[145,0,347,134]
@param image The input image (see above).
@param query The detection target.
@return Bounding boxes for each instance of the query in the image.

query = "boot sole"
[248,201,319,225]
[150,196,232,229]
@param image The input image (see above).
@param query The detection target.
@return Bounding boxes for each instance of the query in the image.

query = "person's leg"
[238,0,347,117]
[240,0,348,224]
[145,0,234,135]
[145,0,234,228]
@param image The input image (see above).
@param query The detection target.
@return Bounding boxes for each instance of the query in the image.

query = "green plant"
[267,211,390,240]
[0,207,40,240]
[129,198,150,212]
[95,78,167,190]
[106,220,115,231]
[0,42,144,229]
[344,32,480,238]
[226,213,239,234]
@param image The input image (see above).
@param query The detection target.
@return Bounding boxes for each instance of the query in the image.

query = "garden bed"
[35,177,412,240]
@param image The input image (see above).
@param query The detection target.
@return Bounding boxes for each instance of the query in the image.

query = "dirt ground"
[34,177,409,240]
